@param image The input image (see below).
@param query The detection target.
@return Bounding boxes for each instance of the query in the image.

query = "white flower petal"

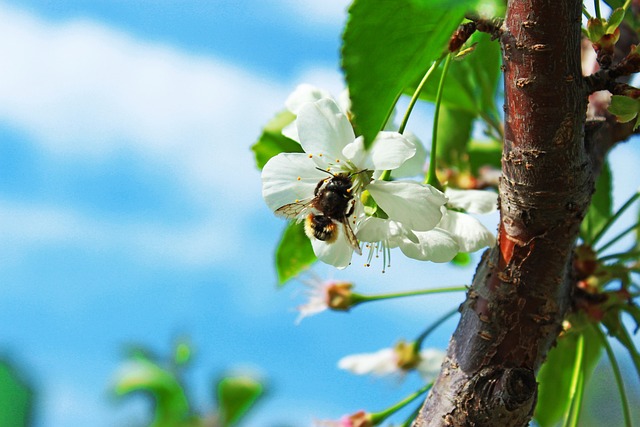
[285,84,332,114]
[342,136,373,171]
[439,210,495,252]
[338,348,397,376]
[311,232,355,269]
[295,295,327,324]
[368,131,417,171]
[356,217,405,248]
[392,132,427,177]
[445,188,498,214]
[297,99,356,163]
[417,348,446,381]
[261,153,326,211]
[281,121,299,142]
[367,181,446,231]
[398,228,459,262]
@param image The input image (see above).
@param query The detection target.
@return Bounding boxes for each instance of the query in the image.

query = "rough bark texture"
[414,1,593,425]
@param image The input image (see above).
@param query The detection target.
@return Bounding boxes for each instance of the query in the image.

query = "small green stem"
[623,0,632,11]
[593,324,633,427]
[351,286,467,306]
[597,222,640,253]
[381,92,403,133]
[415,306,460,349]
[400,402,423,427]
[591,191,640,246]
[594,0,602,19]
[598,250,640,263]
[426,54,452,190]
[582,5,593,19]
[371,382,433,424]
[398,56,445,135]
[562,333,585,427]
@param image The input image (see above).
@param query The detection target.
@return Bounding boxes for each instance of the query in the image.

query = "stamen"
[308,154,313,158]
[318,153,323,157]
[297,177,301,181]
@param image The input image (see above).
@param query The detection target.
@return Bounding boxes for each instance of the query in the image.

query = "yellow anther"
[297,177,301,181]
[308,154,313,158]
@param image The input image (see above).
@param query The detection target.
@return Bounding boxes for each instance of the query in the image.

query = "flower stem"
[591,190,640,246]
[597,221,640,253]
[562,333,585,427]
[398,56,445,135]
[415,306,460,349]
[598,250,640,263]
[400,402,423,427]
[594,0,601,19]
[426,54,453,190]
[351,286,467,306]
[592,324,632,427]
[582,5,592,19]
[370,382,433,424]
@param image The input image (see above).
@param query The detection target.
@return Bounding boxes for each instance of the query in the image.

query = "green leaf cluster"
[0,360,32,427]
[608,95,640,130]
[113,342,264,427]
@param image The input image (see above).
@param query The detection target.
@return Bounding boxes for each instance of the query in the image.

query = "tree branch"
[414,1,594,425]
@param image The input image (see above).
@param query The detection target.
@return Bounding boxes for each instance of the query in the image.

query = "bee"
[275,170,362,255]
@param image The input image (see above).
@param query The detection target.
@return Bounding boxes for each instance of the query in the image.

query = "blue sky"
[1,1,640,426]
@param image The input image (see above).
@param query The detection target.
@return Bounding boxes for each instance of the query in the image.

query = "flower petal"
[356,217,407,248]
[311,230,355,269]
[296,99,356,164]
[369,131,417,171]
[445,188,498,214]
[261,153,326,211]
[338,348,397,376]
[343,132,416,172]
[417,348,446,381]
[391,132,427,177]
[367,181,446,231]
[438,210,495,252]
[398,228,459,262]
[285,84,332,114]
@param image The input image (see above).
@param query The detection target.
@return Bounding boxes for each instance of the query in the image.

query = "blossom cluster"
[261,84,497,269]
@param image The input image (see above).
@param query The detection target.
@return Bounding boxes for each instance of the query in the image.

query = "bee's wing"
[274,199,312,220]
[341,216,362,255]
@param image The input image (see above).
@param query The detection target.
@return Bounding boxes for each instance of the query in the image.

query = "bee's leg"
[345,199,355,217]
[314,179,325,196]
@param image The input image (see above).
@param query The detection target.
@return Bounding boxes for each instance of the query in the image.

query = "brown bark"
[414,1,598,425]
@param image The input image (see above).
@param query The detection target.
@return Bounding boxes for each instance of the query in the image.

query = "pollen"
[336,159,340,162]
[295,199,300,203]
[318,153,323,157]
[308,154,313,158]
[297,177,301,181]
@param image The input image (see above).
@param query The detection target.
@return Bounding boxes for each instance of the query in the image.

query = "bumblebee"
[275,171,362,255]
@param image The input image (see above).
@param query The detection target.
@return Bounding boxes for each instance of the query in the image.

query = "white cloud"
[0,3,288,206]
[276,0,350,27]
[0,3,310,266]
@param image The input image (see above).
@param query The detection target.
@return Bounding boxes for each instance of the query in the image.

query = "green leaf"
[468,139,502,174]
[608,95,640,122]
[343,0,475,147]
[113,358,190,425]
[581,160,612,243]
[174,341,192,366]
[251,110,301,170]
[0,360,32,427]
[436,108,475,169]
[606,7,625,33]
[276,221,316,286]
[534,326,602,427]
[450,252,471,266]
[217,376,264,427]
[409,30,502,118]
[602,310,640,381]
